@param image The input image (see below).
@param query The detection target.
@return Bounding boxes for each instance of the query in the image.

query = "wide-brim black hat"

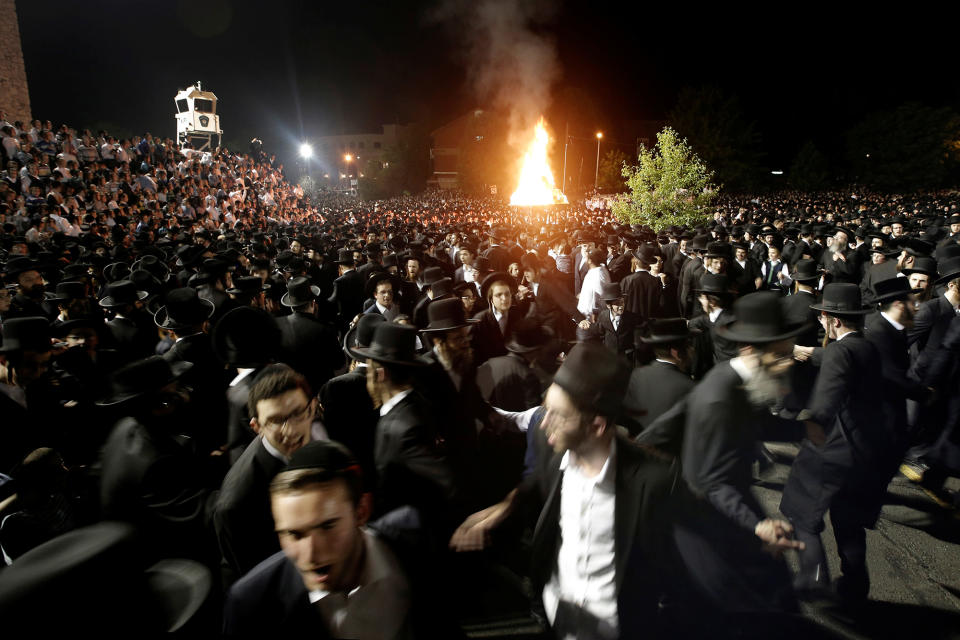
[96,356,192,406]
[420,297,476,334]
[480,271,516,299]
[715,292,810,344]
[505,319,553,353]
[791,260,822,283]
[693,273,731,296]
[154,289,216,330]
[552,342,630,415]
[809,283,873,316]
[935,257,960,285]
[640,318,702,344]
[0,317,52,353]
[350,323,430,367]
[901,256,937,277]
[344,313,387,359]
[211,306,281,367]
[280,277,321,307]
[869,277,921,305]
[98,281,150,309]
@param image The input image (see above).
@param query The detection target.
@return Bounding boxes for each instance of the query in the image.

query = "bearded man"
[676,292,811,613]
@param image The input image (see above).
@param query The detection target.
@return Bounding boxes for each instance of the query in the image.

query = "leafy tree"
[846,102,960,190]
[612,127,719,232]
[669,86,764,191]
[788,141,830,190]
[597,148,629,192]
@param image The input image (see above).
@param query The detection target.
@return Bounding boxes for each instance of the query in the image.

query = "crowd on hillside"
[1,114,959,637]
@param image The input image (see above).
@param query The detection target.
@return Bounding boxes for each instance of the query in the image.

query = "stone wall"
[0,0,32,124]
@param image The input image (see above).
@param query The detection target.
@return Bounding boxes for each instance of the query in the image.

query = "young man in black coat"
[780,284,898,605]
[476,316,550,412]
[276,277,344,393]
[586,282,642,361]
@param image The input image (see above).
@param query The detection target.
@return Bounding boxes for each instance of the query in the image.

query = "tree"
[846,103,960,190]
[669,86,765,191]
[612,127,719,233]
[597,148,629,192]
[788,141,830,190]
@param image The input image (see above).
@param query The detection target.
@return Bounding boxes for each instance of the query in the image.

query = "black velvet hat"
[552,342,630,415]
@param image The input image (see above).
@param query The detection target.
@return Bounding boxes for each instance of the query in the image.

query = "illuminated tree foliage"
[612,127,718,232]
[597,148,629,192]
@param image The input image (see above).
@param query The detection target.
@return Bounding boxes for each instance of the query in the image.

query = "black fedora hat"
[431,277,455,300]
[344,313,387,359]
[102,262,131,284]
[552,342,630,416]
[480,271,516,299]
[634,243,661,264]
[281,276,320,307]
[422,266,444,287]
[49,280,87,301]
[334,248,355,265]
[600,282,624,303]
[52,316,104,337]
[791,259,821,284]
[226,276,266,296]
[901,255,937,277]
[640,317,701,344]
[694,273,731,295]
[421,297,474,334]
[211,306,281,367]
[96,356,192,406]
[3,256,40,280]
[350,323,430,367]
[809,283,872,316]
[688,234,710,252]
[705,241,732,259]
[935,256,960,285]
[99,280,149,309]
[153,287,215,330]
[506,317,553,353]
[715,292,809,344]
[0,317,52,353]
[131,255,170,282]
[870,277,918,305]
[0,521,211,633]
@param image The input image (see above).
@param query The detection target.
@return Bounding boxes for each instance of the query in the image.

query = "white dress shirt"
[543,438,619,639]
[577,265,610,317]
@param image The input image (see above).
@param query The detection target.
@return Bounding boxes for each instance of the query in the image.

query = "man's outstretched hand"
[754,518,805,557]
[449,490,515,552]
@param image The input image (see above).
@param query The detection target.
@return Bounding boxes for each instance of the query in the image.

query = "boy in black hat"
[586,281,642,362]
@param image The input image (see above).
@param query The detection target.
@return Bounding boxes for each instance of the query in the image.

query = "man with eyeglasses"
[214,364,327,588]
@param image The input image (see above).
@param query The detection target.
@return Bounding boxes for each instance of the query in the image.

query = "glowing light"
[771,170,784,175]
[596,132,603,140]
[509,117,568,206]
[299,143,313,159]
[344,154,353,162]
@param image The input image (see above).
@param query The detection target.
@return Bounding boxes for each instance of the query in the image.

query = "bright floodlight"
[299,143,313,159]
[344,153,353,162]
[596,132,603,139]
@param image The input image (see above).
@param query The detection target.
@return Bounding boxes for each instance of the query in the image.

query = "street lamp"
[299,143,313,159]
[594,132,603,192]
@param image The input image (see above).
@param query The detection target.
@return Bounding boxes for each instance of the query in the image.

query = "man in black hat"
[354,323,459,535]
[620,244,664,322]
[678,234,708,319]
[586,281,642,361]
[4,257,51,321]
[99,279,155,364]
[452,342,695,638]
[214,364,322,589]
[276,277,343,393]
[678,292,807,613]
[98,356,218,563]
[520,253,584,344]
[362,272,399,322]
[782,260,823,415]
[780,284,893,604]
[688,273,738,378]
[320,314,385,483]
[622,318,698,438]
[819,226,862,285]
[330,248,365,331]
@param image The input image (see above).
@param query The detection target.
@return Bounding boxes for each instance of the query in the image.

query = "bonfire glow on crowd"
[509,117,568,207]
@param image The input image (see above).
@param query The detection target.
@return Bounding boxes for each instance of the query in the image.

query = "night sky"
[17,0,959,169]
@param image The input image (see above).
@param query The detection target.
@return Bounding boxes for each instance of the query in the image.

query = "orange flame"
[509,117,568,206]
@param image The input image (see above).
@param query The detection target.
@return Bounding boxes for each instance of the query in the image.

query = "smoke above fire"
[428,0,559,145]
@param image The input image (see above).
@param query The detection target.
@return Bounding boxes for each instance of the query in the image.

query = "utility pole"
[561,121,569,194]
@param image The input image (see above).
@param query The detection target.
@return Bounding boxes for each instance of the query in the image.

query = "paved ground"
[462,442,960,639]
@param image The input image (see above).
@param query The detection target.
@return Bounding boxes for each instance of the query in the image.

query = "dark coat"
[859,261,897,301]
[620,270,662,320]
[729,259,760,296]
[780,333,894,531]
[471,306,522,366]
[780,290,821,413]
[527,274,583,342]
[374,391,459,533]
[679,361,802,612]
[163,332,228,452]
[225,367,263,464]
[213,437,286,588]
[622,360,695,436]
[276,312,344,392]
[331,268,365,326]
[573,250,590,295]
[514,434,700,637]
[482,244,511,273]
[319,367,379,482]
[105,314,157,363]
[476,351,542,412]
[865,311,928,439]
[819,248,863,285]
[591,308,641,359]
[678,257,705,319]
[607,251,633,283]
[688,309,738,378]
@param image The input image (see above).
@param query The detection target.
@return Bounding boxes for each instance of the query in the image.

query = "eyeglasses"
[262,404,313,430]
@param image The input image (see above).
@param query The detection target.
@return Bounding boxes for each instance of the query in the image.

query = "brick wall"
[0,0,32,124]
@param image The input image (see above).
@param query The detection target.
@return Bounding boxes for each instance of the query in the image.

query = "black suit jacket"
[678,258,705,319]
[276,312,344,392]
[471,307,521,365]
[528,274,583,342]
[865,311,927,435]
[476,351,542,412]
[483,244,510,273]
[214,437,286,588]
[591,309,641,358]
[319,367,378,482]
[514,434,692,638]
[331,268,365,325]
[620,270,662,320]
[623,360,695,436]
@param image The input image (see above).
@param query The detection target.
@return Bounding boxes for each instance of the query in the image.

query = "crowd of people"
[0,114,959,637]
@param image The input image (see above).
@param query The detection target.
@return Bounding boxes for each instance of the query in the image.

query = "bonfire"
[509,117,568,206]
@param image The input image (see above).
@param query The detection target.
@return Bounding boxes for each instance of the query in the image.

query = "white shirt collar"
[492,308,505,323]
[375,301,389,315]
[260,434,288,464]
[558,436,616,486]
[880,311,904,331]
[379,388,413,417]
[229,367,257,387]
[708,307,723,323]
[729,356,753,383]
